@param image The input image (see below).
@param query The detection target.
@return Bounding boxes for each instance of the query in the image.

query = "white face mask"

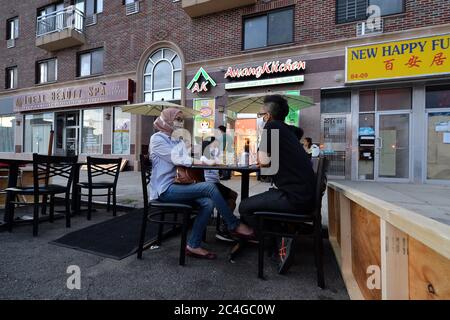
[257,117,266,130]
[173,120,184,129]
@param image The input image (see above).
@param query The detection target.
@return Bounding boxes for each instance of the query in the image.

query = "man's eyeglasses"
[257,112,267,118]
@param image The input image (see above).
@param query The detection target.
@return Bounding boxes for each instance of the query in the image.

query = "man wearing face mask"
[150,108,254,260]
[239,95,315,228]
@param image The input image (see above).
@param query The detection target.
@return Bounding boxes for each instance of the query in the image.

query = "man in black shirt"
[239,94,316,226]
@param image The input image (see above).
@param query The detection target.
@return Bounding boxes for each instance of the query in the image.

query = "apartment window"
[37,59,58,84]
[37,2,65,35]
[369,0,404,16]
[78,49,104,77]
[336,0,404,24]
[336,0,367,24]
[6,17,19,40]
[75,0,103,15]
[0,115,15,153]
[112,107,131,155]
[5,67,18,89]
[143,48,182,102]
[243,7,294,50]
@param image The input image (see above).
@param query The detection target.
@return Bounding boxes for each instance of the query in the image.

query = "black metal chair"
[254,156,328,288]
[137,154,194,266]
[76,157,122,220]
[5,153,78,236]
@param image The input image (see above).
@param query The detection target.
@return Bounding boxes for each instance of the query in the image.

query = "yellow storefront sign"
[346,34,450,83]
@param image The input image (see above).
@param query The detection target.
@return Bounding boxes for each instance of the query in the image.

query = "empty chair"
[254,156,328,288]
[5,153,78,236]
[137,154,194,266]
[76,157,122,220]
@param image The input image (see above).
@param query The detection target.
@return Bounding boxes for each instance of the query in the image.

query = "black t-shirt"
[259,120,315,207]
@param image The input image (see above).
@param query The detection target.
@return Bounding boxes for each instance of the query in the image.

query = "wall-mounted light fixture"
[15,119,21,126]
[105,113,111,121]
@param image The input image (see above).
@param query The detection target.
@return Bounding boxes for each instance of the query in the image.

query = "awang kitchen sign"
[14,79,132,112]
[224,59,306,79]
[224,58,306,89]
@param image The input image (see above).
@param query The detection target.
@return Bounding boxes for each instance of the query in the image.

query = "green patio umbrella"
[120,100,200,116]
[227,92,315,114]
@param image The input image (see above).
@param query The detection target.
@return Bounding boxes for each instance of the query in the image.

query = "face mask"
[173,120,184,129]
[257,117,266,130]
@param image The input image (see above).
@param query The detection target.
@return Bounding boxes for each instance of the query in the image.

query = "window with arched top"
[143,48,182,102]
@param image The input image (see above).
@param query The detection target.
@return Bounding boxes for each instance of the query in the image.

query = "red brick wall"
[1,0,449,92]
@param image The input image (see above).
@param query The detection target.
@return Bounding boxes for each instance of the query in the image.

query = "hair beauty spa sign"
[14,79,132,112]
[346,34,450,83]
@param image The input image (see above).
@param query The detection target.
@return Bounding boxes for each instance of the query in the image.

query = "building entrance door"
[375,112,411,181]
[321,114,352,179]
[55,112,80,156]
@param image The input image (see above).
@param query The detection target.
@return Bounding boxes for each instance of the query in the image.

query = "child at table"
[201,137,238,242]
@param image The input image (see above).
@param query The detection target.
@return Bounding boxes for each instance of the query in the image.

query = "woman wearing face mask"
[149,108,254,259]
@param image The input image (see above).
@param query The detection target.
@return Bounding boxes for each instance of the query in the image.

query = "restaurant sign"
[224,59,306,80]
[346,34,450,83]
[187,67,217,93]
[225,75,304,90]
[14,79,132,112]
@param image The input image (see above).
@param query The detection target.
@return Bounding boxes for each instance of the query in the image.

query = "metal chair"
[5,154,78,236]
[76,157,122,220]
[137,154,194,266]
[254,156,328,288]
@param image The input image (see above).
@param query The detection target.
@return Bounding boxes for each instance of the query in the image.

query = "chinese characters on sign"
[346,34,450,83]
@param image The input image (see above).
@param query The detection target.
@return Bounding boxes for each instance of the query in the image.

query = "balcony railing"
[182,0,257,18]
[36,6,85,37]
[36,6,86,51]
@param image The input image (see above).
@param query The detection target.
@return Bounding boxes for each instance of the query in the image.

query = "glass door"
[375,112,411,181]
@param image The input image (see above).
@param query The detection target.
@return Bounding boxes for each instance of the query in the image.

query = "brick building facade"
[0,0,449,183]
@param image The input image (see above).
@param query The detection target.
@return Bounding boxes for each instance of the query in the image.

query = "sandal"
[185,248,217,260]
[229,230,257,241]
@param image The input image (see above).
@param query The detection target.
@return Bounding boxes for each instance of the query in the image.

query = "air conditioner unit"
[85,14,97,26]
[356,19,383,37]
[7,38,15,48]
[126,1,140,15]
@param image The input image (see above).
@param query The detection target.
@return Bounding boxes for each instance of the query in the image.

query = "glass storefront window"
[360,90,375,112]
[377,88,412,111]
[426,85,450,109]
[24,113,54,154]
[321,92,351,114]
[112,107,130,155]
[427,112,450,180]
[0,115,14,152]
[81,109,103,154]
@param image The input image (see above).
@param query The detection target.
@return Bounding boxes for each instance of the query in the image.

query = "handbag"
[174,166,205,184]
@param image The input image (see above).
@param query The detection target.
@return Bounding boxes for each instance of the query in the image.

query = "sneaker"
[215,228,235,242]
[278,237,295,274]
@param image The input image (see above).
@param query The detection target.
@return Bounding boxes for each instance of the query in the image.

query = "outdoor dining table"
[190,163,261,262]
[190,164,260,200]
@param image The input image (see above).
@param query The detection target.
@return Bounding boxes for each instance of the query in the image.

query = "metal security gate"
[321,114,352,179]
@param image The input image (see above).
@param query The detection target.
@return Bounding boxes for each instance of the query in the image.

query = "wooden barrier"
[328,181,450,300]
